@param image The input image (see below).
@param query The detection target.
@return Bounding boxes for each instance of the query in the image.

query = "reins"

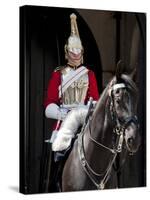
[78,117,126,189]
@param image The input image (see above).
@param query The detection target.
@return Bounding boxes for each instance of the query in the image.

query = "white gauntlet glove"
[59,107,69,120]
[45,103,68,120]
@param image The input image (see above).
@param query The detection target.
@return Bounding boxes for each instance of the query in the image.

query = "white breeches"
[52,107,88,151]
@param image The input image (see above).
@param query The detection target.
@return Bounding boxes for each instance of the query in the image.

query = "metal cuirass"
[61,67,89,105]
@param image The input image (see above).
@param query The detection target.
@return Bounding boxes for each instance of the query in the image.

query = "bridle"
[78,82,139,190]
[109,83,139,152]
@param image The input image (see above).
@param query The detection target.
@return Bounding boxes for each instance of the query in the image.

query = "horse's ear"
[128,68,137,80]
[116,60,125,80]
[128,63,138,81]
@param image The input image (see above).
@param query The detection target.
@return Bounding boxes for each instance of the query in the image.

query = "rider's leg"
[50,107,88,192]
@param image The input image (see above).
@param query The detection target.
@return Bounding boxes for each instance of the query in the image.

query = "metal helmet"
[65,13,83,57]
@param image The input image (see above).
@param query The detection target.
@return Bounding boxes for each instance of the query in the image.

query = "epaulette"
[54,66,65,72]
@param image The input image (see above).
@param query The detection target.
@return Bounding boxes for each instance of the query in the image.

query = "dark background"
[20,5,146,194]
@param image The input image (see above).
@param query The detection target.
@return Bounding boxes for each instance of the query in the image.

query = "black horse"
[61,65,141,192]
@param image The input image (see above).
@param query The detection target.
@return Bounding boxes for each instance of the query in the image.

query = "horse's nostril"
[128,137,134,144]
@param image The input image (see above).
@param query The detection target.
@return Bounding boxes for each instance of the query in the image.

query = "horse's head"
[108,61,141,154]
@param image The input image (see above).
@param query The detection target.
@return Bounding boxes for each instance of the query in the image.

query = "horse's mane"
[93,77,114,116]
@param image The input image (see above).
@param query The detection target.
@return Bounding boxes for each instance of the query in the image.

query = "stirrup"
[54,151,65,162]
[54,145,71,162]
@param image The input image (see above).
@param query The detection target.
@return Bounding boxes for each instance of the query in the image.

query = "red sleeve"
[44,71,61,108]
[87,70,100,101]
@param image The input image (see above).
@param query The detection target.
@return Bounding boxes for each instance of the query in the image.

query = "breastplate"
[61,67,89,105]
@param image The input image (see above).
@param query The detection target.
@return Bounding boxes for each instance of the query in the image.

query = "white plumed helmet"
[65,13,84,57]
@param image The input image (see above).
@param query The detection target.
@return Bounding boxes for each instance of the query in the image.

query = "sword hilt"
[44,139,51,143]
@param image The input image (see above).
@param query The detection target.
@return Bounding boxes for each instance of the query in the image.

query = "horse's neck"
[91,86,113,140]
[83,89,114,172]
[84,86,113,150]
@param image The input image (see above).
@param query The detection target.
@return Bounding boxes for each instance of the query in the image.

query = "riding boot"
[49,151,65,192]
[55,160,64,192]
[49,146,73,192]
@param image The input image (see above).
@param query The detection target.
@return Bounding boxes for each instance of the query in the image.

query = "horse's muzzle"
[124,120,141,153]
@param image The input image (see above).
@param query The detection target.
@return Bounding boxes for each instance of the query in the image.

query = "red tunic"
[44,68,99,108]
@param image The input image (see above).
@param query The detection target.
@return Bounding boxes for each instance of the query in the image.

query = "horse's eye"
[115,89,120,94]
[114,89,120,96]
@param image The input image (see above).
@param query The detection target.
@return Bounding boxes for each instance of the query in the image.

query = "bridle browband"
[78,82,139,190]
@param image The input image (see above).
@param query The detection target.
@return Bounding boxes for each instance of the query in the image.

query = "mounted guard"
[44,13,99,191]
